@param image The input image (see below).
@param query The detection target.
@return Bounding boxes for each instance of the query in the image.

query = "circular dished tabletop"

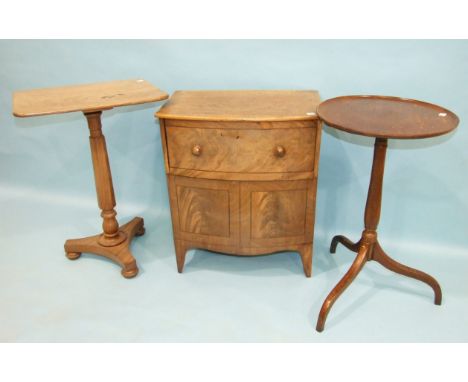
[317,95,459,139]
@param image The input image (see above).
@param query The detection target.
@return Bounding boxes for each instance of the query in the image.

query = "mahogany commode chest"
[156,90,322,276]
[13,80,169,278]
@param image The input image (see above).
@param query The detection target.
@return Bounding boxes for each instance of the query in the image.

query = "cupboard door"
[168,175,240,247]
[240,180,316,248]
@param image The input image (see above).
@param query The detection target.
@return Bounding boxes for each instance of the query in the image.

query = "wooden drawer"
[165,126,317,174]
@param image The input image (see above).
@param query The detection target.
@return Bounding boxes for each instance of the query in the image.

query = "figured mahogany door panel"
[165,126,317,174]
[167,175,240,247]
[240,180,316,248]
[250,189,307,239]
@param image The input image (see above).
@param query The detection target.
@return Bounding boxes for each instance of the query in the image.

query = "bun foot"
[64,217,144,278]
[121,266,139,279]
[66,252,81,260]
[135,226,146,237]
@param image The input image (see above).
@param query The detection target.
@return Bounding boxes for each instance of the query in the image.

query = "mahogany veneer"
[156,90,322,276]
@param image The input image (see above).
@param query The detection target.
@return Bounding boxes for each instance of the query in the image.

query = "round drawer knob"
[192,144,202,156]
[274,145,286,158]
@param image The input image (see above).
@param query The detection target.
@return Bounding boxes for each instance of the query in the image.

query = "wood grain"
[240,180,316,248]
[86,111,125,246]
[13,79,168,117]
[65,217,145,278]
[316,95,458,329]
[169,168,314,181]
[166,126,316,174]
[164,119,315,130]
[317,95,459,139]
[156,90,320,122]
[176,184,230,237]
[158,90,322,277]
[12,79,168,278]
[168,175,240,247]
[250,190,307,239]
[174,239,313,276]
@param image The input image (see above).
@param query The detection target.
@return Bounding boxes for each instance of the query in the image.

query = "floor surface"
[1,190,467,342]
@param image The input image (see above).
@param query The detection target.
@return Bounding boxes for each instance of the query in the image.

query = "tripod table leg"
[316,245,369,332]
[372,242,442,305]
[330,235,361,254]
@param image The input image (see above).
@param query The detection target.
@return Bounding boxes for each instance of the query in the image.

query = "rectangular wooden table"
[13,79,168,278]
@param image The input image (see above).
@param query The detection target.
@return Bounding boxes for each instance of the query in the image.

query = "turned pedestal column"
[63,111,145,278]
[13,79,168,278]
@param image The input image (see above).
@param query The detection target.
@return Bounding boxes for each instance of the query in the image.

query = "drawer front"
[166,126,317,174]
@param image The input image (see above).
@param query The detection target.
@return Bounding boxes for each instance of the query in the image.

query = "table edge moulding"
[13,79,169,278]
[315,94,459,332]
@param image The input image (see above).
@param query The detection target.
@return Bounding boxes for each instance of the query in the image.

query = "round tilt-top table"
[315,95,459,332]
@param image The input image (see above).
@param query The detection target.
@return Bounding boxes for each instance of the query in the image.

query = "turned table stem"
[316,138,441,332]
[364,138,386,232]
[63,110,145,278]
[85,111,126,246]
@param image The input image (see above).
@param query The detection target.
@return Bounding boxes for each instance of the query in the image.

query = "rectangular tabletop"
[13,79,169,117]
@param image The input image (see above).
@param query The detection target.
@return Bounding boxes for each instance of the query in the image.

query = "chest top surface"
[155,90,320,122]
[13,79,168,117]
[317,95,459,139]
